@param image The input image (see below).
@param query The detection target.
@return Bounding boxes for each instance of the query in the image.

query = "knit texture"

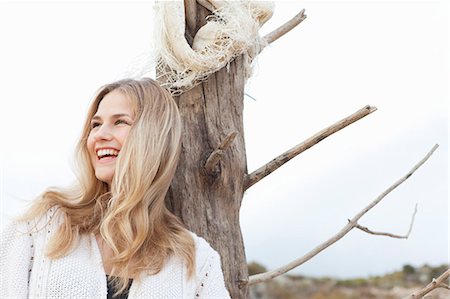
[0,209,231,299]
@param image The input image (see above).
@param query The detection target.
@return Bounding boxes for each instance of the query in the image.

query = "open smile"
[95,148,119,161]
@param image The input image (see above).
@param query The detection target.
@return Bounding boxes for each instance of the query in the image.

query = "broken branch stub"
[264,9,307,45]
[204,131,238,174]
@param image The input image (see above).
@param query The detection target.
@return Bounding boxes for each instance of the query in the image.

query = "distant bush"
[248,261,268,275]
[429,264,448,281]
[336,278,368,288]
[402,264,415,275]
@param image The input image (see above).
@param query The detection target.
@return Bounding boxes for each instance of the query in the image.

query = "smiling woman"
[1,1,448,297]
[87,90,135,185]
[0,78,231,298]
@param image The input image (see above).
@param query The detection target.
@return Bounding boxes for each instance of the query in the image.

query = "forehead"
[95,90,134,116]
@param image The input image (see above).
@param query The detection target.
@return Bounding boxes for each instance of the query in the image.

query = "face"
[87,90,135,185]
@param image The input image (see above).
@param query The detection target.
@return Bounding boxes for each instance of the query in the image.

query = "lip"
[96,156,117,164]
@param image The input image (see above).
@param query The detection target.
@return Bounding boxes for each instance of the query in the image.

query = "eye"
[90,121,101,129]
[115,119,131,126]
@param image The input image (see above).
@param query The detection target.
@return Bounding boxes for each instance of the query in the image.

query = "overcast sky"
[1,0,448,279]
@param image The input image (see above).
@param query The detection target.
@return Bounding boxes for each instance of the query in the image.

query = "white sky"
[1,0,448,279]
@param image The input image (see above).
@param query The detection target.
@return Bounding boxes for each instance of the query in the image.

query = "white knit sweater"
[0,208,231,299]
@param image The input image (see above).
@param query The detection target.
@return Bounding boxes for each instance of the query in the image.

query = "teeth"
[97,149,119,158]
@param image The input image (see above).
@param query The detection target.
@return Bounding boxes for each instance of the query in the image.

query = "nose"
[92,124,113,141]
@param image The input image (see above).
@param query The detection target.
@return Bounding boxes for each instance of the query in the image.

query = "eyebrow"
[91,113,132,121]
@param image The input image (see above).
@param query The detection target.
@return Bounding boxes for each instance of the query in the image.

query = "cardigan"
[0,208,231,299]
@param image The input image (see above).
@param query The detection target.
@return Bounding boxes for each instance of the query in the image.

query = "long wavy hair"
[21,78,195,292]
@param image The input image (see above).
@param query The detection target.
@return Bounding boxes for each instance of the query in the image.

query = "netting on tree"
[153,0,274,94]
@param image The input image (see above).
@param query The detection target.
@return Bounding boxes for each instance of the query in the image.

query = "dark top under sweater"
[106,275,133,299]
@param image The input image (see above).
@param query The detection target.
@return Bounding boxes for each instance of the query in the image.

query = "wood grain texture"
[166,55,249,298]
[162,6,249,297]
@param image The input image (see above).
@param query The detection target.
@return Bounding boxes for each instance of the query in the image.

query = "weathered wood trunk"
[164,4,249,298]
[168,55,248,298]
[166,53,248,298]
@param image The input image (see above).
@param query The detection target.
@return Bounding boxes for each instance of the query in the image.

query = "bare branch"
[197,0,215,12]
[405,202,418,237]
[402,268,450,299]
[352,202,418,239]
[244,105,377,190]
[264,9,307,45]
[351,145,438,221]
[244,144,439,286]
[205,132,238,174]
[353,223,406,239]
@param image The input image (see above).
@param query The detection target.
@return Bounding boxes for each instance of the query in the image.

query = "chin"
[95,171,114,185]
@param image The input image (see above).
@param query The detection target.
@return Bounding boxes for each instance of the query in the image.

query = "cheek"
[86,135,96,158]
[117,127,132,146]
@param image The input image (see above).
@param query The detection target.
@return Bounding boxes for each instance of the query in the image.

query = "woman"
[0,78,230,298]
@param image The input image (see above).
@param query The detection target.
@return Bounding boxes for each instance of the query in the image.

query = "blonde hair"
[21,78,195,293]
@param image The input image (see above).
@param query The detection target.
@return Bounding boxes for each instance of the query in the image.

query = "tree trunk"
[164,4,249,298]
[166,52,248,298]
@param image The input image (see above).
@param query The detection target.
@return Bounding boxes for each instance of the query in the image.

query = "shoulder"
[27,206,63,235]
[2,206,59,235]
[3,206,64,246]
[187,231,224,277]
[189,231,221,262]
